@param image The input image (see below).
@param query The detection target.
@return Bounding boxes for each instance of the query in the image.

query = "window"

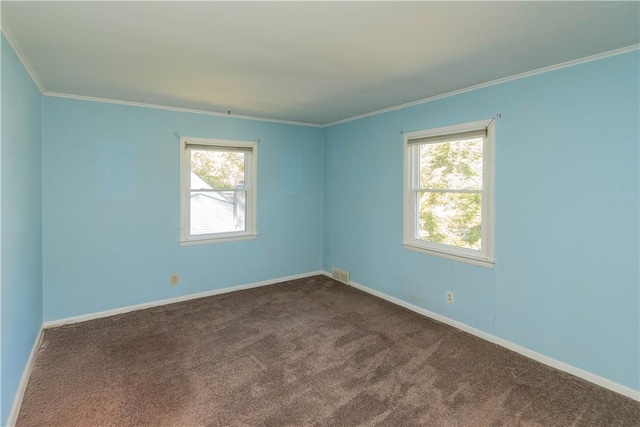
[180,137,257,245]
[403,119,494,268]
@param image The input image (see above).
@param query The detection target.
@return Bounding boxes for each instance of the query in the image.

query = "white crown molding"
[6,326,44,427]
[323,44,640,127]
[0,17,46,93]
[321,271,640,401]
[1,18,320,128]
[44,92,323,128]
[2,14,637,129]
[43,270,323,328]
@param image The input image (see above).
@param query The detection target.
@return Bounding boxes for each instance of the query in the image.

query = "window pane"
[419,138,483,190]
[190,190,246,235]
[417,191,482,250]
[189,149,247,236]
[190,150,245,190]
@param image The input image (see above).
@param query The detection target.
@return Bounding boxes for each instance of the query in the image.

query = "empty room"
[1,1,639,426]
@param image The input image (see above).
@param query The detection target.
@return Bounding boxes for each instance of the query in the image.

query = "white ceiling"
[2,1,639,125]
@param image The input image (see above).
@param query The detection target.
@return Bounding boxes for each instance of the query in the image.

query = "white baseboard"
[321,271,640,401]
[44,271,323,328]
[6,326,44,427]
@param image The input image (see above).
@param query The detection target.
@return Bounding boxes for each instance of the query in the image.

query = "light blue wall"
[42,98,323,321]
[4,33,638,415]
[323,52,640,391]
[1,35,43,424]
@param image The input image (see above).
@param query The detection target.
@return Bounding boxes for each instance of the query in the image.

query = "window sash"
[413,188,482,194]
[190,188,246,193]
[190,189,247,235]
[180,137,257,245]
[403,119,494,268]
[413,190,483,249]
[189,150,249,191]
[411,146,485,247]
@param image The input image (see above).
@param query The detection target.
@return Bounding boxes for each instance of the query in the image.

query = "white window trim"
[402,119,495,268]
[180,136,258,246]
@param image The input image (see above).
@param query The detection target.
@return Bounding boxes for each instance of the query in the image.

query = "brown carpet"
[17,275,640,426]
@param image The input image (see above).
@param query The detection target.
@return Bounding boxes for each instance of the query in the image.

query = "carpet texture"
[17,275,640,426]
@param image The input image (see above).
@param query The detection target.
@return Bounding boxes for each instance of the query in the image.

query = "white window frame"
[402,119,495,268]
[180,136,258,246]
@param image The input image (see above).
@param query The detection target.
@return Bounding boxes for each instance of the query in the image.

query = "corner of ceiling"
[1,17,47,94]
[320,43,640,128]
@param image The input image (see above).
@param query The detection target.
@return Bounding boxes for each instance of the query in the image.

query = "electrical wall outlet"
[447,291,454,303]
[170,274,179,285]
[332,268,350,284]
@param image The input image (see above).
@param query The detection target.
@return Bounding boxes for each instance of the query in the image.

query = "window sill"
[402,243,494,269]
[180,233,258,246]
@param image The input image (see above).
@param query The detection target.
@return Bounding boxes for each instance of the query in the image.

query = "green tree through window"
[418,138,483,249]
[191,151,245,189]
[403,119,494,267]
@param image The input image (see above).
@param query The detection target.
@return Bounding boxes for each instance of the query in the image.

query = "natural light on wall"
[403,119,495,268]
